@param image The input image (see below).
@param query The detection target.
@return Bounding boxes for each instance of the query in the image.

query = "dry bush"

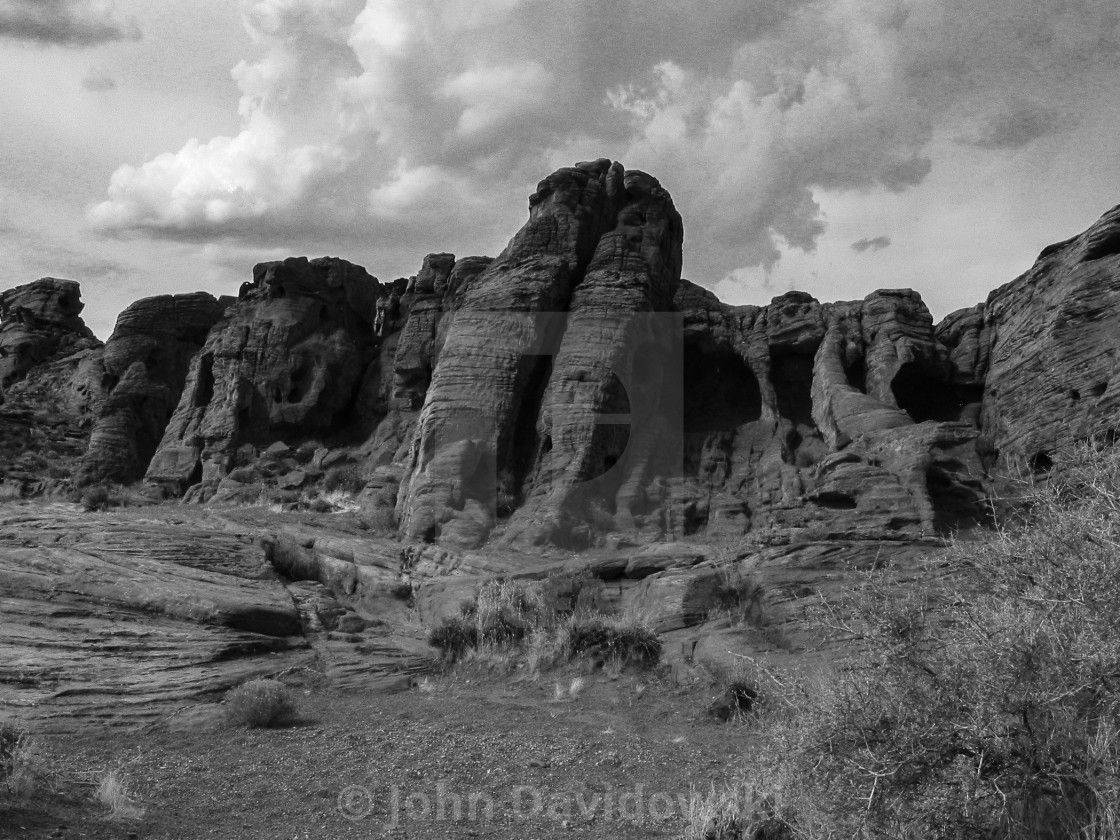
[1,722,39,802]
[703,442,1120,839]
[428,576,662,672]
[224,679,298,728]
[563,612,661,667]
[80,485,110,511]
[323,464,365,494]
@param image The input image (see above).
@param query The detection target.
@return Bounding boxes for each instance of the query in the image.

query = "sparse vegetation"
[1,721,38,801]
[698,442,1120,839]
[427,575,662,671]
[323,464,365,494]
[564,613,662,666]
[224,678,298,728]
[96,768,143,820]
[80,484,111,511]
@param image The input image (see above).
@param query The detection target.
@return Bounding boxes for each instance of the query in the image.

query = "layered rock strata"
[78,292,227,484]
[145,257,385,495]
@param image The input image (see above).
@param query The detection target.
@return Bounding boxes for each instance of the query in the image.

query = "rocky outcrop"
[380,162,998,549]
[399,161,683,548]
[78,292,227,485]
[941,204,1120,474]
[0,278,99,393]
[0,279,104,494]
[0,506,428,729]
[2,163,1118,552]
[145,257,385,495]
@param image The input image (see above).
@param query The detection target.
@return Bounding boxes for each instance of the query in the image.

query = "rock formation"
[1,165,1118,547]
[0,278,99,393]
[145,257,385,496]
[78,292,228,485]
[0,278,103,494]
[940,203,1120,474]
[3,161,1120,728]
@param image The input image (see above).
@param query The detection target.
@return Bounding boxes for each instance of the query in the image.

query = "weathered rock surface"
[940,203,1120,474]
[0,505,430,729]
[145,257,385,495]
[78,292,227,485]
[3,161,1120,730]
[0,279,104,494]
[0,278,99,392]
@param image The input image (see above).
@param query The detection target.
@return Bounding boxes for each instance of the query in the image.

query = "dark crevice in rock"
[891,362,966,423]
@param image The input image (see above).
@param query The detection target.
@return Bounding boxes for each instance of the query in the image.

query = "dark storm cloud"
[0,0,139,47]
[87,0,1120,286]
[852,236,891,253]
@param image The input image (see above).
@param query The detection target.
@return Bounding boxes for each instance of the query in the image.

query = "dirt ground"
[2,663,759,840]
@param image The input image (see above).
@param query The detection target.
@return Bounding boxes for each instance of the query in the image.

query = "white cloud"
[86,0,1120,293]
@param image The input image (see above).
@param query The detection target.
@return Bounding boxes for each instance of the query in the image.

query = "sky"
[1,0,1119,340]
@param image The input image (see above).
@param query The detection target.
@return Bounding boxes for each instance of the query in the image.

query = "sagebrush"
[700,443,1120,839]
[224,679,298,728]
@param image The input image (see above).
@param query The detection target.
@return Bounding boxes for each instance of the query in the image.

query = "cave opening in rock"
[194,354,214,408]
[683,344,761,433]
[682,342,762,475]
[844,356,867,393]
[891,362,965,422]
[771,353,814,427]
[771,351,825,466]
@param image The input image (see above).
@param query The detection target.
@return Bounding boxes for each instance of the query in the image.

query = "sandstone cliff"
[940,204,1120,475]
[1,163,1117,553]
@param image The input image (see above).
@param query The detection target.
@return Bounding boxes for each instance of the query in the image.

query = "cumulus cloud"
[88,0,1120,285]
[81,66,116,91]
[0,0,139,46]
[852,236,891,253]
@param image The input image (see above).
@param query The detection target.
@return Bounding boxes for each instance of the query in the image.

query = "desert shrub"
[427,576,661,671]
[1,722,33,799]
[428,616,479,661]
[714,442,1120,839]
[224,679,297,728]
[323,464,365,494]
[704,660,771,723]
[709,563,765,627]
[565,614,661,667]
[80,485,110,511]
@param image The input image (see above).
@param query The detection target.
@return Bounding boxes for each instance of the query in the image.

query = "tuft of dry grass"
[1,722,40,802]
[96,769,144,820]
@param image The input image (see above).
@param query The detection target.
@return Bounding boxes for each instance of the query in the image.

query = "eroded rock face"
[0,278,98,392]
[78,292,227,485]
[2,164,1118,555]
[943,204,1120,474]
[0,279,104,494]
[145,257,385,495]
